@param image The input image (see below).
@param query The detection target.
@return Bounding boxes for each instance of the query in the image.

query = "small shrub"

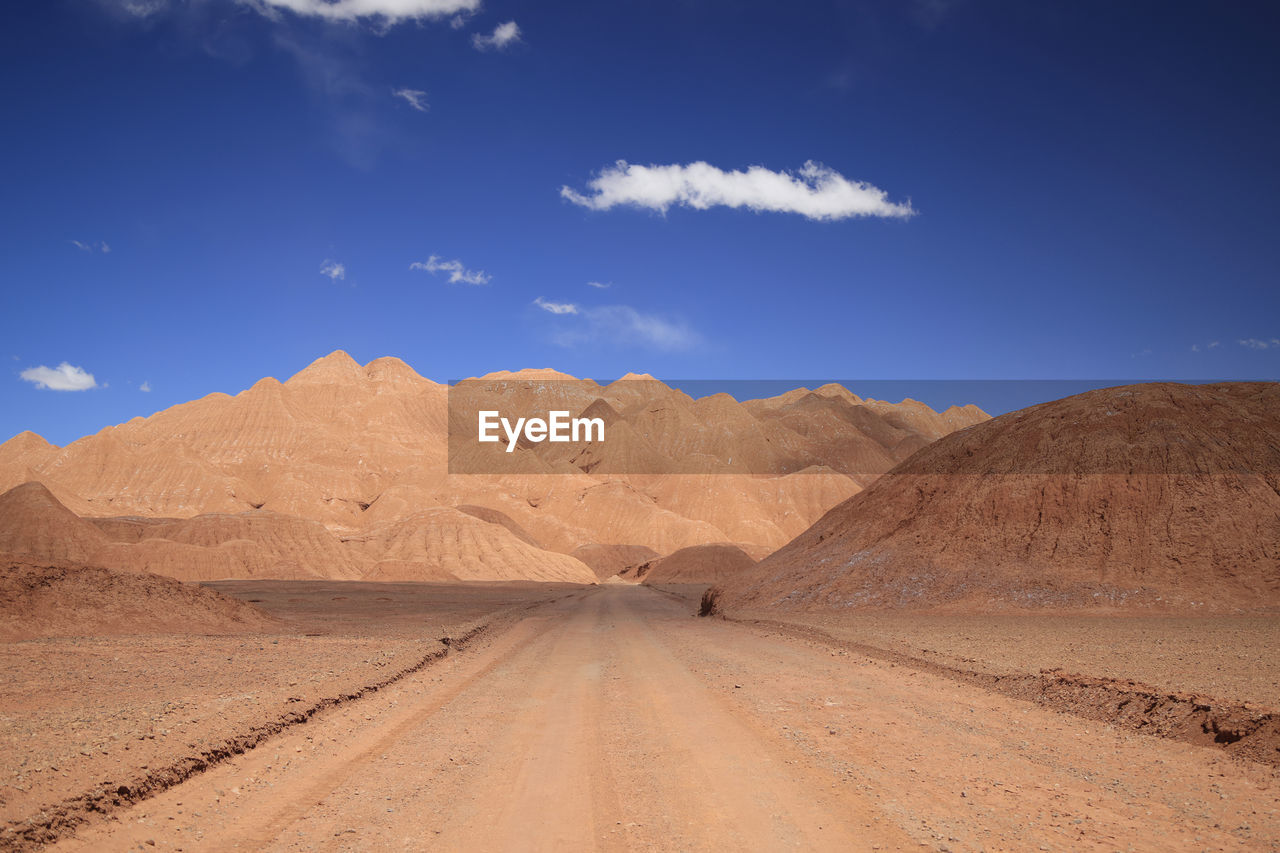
[699,587,722,617]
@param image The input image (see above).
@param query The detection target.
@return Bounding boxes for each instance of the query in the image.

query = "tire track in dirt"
[217,613,565,850]
[597,591,915,850]
[427,586,625,850]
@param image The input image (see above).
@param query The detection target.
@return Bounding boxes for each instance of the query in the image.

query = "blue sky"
[3,0,1278,445]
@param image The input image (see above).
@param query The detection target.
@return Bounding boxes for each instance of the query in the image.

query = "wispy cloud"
[561,160,915,221]
[140,380,152,392]
[117,0,166,17]
[107,0,478,26]
[20,362,98,392]
[392,87,428,112]
[244,0,480,25]
[272,33,396,169]
[320,259,346,281]
[410,254,491,285]
[586,280,611,289]
[472,20,521,51]
[106,3,462,168]
[71,239,111,253]
[1239,338,1279,350]
[543,304,700,351]
[533,297,580,315]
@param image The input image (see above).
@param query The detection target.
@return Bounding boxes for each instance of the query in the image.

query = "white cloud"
[561,160,915,221]
[472,20,521,51]
[545,305,700,351]
[20,362,98,392]
[244,0,480,25]
[70,239,110,253]
[410,255,490,285]
[392,87,428,112]
[320,259,346,281]
[140,380,152,392]
[533,297,580,315]
[1239,338,1273,350]
[586,280,611,289]
[1209,341,1221,349]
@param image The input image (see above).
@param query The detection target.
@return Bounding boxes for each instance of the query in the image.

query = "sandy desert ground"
[1,583,1274,851]
[734,608,1280,709]
[2,376,1277,850]
[0,581,579,849]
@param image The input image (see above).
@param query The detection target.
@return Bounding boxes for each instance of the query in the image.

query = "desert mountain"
[0,481,593,583]
[625,543,758,584]
[571,544,661,581]
[0,554,275,640]
[0,481,363,581]
[0,352,989,581]
[343,508,597,583]
[714,383,1280,612]
[0,481,110,565]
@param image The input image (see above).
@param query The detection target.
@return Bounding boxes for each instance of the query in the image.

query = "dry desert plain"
[1,359,1278,851]
[0,582,1275,851]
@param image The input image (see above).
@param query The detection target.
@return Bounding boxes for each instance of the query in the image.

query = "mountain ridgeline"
[0,352,987,585]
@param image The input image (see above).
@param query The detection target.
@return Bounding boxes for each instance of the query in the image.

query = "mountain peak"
[0,430,58,455]
[813,383,863,405]
[0,480,62,508]
[478,368,582,382]
[286,350,364,385]
[365,356,431,387]
[0,480,109,565]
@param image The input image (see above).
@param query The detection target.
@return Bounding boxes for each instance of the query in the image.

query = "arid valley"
[9,3,1280,850]
[0,354,1277,851]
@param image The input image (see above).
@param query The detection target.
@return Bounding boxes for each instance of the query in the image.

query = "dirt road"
[54,586,1279,851]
